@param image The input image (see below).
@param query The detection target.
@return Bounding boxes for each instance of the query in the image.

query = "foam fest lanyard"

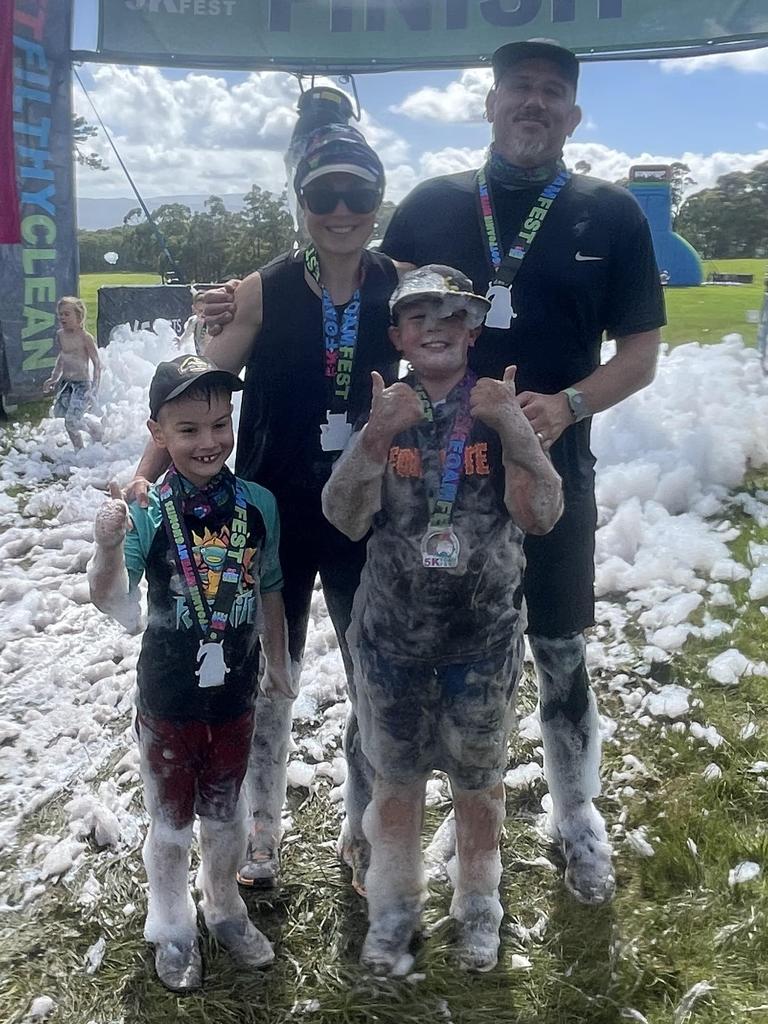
[476,167,570,330]
[413,371,476,569]
[159,469,249,689]
[305,244,362,452]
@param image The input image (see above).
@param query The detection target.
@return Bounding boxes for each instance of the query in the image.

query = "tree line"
[77,163,767,280]
[78,187,398,282]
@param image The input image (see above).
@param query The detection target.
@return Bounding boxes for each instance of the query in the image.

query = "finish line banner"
[95,0,768,71]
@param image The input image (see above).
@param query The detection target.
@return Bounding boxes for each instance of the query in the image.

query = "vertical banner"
[0,0,77,405]
[0,0,21,245]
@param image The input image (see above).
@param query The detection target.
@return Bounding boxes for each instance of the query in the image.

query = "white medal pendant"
[197,640,228,688]
[421,526,461,570]
[484,284,517,330]
[320,411,353,452]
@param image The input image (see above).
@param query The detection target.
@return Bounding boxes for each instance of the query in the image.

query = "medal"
[158,469,249,690]
[484,284,516,330]
[197,639,229,688]
[421,526,461,569]
[320,411,353,452]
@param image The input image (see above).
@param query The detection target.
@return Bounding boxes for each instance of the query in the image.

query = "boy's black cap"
[492,39,579,88]
[149,355,243,419]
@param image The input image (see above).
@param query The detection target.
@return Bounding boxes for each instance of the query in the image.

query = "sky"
[70,1,768,204]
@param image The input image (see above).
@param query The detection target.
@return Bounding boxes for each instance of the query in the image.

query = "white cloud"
[659,46,768,75]
[563,142,768,195]
[390,69,492,123]
[75,65,410,201]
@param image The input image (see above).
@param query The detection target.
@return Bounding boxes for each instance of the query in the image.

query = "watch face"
[568,390,588,421]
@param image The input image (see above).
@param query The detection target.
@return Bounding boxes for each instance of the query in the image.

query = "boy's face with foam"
[389,300,480,384]
[148,389,234,487]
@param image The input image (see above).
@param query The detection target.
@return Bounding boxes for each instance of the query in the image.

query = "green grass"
[78,272,162,334]
[1,472,766,1024]
[664,259,767,349]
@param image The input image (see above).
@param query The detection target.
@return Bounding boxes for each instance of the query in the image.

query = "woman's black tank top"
[235,247,398,501]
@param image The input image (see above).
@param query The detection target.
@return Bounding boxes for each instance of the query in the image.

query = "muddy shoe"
[360,904,420,977]
[237,844,279,889]
[210,917,274,968]
[154,938,202,992]
[453,896,502,973]
[336,820,370,897]
[560,809,616,906]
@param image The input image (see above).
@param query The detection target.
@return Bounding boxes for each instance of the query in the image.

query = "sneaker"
[453,896,502,973]
[336,820,370,897]
[360,903,420,977]
[209,917,274,968]
[237,844,279,889]
[560,810,616,906]
[154,938,202,992]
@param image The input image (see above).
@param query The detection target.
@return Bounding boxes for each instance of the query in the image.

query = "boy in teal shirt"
[89,355,295,991]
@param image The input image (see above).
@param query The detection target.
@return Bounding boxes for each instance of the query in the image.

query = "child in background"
[42,297,103,449]
[178,292,209,354]
[88,354,297,992]
[322,266,563,976]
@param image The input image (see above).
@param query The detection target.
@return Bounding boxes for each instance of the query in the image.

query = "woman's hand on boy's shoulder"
[94,483,133,547]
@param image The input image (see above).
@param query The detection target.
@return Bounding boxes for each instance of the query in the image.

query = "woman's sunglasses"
[300,187,381,216]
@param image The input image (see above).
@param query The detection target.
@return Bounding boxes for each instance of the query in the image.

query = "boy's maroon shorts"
[136,710,254,830]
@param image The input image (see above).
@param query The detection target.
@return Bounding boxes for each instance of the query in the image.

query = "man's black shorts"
[523,487,597,638]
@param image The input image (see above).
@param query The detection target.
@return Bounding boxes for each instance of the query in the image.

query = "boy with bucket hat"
[322,265,563,975]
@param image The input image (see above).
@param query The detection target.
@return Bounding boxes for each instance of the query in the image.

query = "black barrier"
[97,285,194,348]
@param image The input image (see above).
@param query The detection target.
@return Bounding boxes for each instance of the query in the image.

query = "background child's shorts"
[53,379,93,420]
[351,635,524,791]
[136,710,254,829]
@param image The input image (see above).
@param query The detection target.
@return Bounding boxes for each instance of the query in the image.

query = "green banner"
[94,0,768,71]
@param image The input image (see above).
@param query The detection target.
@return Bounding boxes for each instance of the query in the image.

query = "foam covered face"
[391,299,478,380]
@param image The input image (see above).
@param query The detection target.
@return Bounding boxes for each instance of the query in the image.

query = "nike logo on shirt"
[575,252,604,261]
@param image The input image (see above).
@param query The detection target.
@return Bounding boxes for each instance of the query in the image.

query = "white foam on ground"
[0,330,766,904]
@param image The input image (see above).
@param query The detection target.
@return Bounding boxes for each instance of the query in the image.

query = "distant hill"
[77,193,247,231]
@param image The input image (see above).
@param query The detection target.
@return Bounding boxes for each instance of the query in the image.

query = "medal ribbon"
[413,371,476,528]
[305,244,362,413]
[476,167,570,288]
[159,468,249,644]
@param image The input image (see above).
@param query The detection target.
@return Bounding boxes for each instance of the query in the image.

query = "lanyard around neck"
[158,468,248,644]
[476,167,570,288]
[412,371,476,528]
[305,244,362,412]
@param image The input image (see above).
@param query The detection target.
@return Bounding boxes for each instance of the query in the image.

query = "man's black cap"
[492,39,579,88]
[149,354,243,419]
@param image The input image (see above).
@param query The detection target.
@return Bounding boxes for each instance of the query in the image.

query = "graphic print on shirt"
[170,523,260,632]
[388,442,491,480]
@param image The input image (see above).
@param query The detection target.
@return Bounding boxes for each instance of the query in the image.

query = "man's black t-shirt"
[236,247,399,505]
[382,170,666,493]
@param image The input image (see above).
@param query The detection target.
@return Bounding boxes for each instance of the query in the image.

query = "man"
[381,39,665,904]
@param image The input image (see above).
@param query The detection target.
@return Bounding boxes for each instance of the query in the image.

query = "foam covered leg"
[142,820,197,946]
[530,633,614,904]
[240,691,293,885]
[450,783,505,972]
[360,777,426,976]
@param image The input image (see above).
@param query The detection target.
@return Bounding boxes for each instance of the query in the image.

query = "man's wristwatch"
[562,387,590,423]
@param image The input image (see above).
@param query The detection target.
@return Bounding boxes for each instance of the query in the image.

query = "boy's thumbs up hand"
[94,482,133,548]
[362,370,424,463]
